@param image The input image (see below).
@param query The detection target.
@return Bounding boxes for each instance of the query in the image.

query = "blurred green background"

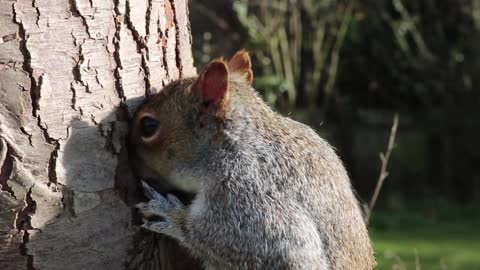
[188,0,480,269]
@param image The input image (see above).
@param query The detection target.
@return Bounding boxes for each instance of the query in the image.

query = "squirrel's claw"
[140,180,184,209]
[140,180,164,201]
[166,193,184,208]
[136,201,168,218]
[138,181,184,214]
[138,180,187,241]
[141,220,186,242]
[141,220,170,232]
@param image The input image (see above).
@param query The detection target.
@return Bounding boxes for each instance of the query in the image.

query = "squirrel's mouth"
[129,154,197,204]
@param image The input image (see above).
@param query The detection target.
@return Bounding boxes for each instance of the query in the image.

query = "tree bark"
[0,0,198,269]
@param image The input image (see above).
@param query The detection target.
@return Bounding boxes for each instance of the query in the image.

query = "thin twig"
[366,114,399,223]
[414,248,421,270]
[393,253,407,270]
[440,258,449,270]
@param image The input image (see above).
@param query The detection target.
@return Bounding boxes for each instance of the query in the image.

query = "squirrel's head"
[129,50,253,192]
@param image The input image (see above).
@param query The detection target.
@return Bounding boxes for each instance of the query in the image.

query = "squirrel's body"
[130,51,375,270]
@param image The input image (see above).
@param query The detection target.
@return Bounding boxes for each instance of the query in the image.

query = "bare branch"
[366,114,399,224]
[414,248,421,270]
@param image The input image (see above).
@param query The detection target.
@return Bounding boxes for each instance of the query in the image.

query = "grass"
[369,202,480,270]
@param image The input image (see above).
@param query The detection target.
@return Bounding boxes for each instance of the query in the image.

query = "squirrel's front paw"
[136,181,187,242]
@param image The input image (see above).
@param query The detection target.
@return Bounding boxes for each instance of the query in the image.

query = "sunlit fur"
[130,53,375,270]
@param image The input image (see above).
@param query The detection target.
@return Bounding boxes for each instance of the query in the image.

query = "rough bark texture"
[0,0,197,269]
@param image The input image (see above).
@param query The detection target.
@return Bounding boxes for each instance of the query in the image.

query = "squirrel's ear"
[195,59,229,107]
[228,49,253,85]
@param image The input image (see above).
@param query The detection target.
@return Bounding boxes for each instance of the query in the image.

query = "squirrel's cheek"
[141,133,168,153]
[138,152,173,180]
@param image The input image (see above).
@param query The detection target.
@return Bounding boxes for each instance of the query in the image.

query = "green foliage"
[232,0,480,110]
[339,0,480,110]
[233,0,353,109]
[370,203,480,270]
[253,75,291,107]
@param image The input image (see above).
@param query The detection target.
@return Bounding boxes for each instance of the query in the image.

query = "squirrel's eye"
[140,116,160,138]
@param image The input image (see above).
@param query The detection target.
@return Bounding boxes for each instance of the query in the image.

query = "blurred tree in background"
[189,0,480,207]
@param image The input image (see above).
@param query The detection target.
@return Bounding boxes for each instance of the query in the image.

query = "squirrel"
[129,50,375,270]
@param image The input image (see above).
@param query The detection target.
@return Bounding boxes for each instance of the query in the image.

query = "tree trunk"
[0,0,198,269]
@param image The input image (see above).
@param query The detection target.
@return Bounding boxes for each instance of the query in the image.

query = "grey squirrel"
[129,50,375,270]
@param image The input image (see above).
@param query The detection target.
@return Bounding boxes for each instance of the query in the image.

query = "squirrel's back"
[200,79,375,269]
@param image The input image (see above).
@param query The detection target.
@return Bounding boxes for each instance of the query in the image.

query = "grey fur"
[132,68,375,270]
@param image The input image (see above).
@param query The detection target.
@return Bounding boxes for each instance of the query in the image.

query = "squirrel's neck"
[195,87,284,187]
